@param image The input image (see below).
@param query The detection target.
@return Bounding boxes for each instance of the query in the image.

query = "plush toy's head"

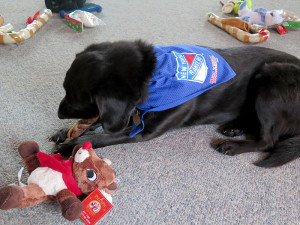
[71,142,117,195]
[265,10,283,26]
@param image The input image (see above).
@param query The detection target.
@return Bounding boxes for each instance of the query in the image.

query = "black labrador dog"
[51,40,300,167]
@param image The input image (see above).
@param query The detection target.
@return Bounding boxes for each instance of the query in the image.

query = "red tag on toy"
[276,24,288,35]
[80,189,113,225]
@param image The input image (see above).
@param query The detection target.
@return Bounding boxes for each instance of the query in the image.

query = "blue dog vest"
[130,45,236,137]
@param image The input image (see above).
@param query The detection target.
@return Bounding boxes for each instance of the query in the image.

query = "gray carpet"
[0,0,299,224]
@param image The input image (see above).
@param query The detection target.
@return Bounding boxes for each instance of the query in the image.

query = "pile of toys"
[207,0,300,42]
[46,0,105,32]
[0,0,104,45]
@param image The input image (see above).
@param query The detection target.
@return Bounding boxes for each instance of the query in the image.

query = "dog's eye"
[86,169,97,182]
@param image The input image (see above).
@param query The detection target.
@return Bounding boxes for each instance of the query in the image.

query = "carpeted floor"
[0,0,299,224]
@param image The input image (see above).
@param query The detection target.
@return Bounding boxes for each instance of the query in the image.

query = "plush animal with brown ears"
[0,141,117,221]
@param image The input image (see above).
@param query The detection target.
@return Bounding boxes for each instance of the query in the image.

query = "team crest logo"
[173,52,208,83]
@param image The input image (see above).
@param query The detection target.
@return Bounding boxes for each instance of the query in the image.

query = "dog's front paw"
[49,129,69,144]
[211,139,241,156]
[217,124,244,137]
[55,142,76,157]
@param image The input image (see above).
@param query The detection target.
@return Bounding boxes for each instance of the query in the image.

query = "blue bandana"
[130,45,236,137]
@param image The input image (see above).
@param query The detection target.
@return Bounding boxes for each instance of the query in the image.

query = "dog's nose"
[58,110,66,119]
[58,97,68,119]
[57,107,66,119]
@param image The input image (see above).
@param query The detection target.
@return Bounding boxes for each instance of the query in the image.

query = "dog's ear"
[84,42,112,53]
[134,40,156,76]
[76,42,112,58]
[95,95,135,134]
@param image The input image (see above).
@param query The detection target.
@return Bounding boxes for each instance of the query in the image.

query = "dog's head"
[58,40,156,134]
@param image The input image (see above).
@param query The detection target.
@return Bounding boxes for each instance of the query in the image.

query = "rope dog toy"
[207,12,269,43]
[66,116,99,142]
[0,9,52,44]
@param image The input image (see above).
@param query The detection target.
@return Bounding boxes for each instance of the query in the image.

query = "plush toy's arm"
[108,182,118,191]
[56,189,83,221]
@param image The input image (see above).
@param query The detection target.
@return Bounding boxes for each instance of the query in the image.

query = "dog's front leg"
[55,122,176,156]
[55,133,144,156]
[50,122,102,144]
[56,102,193,156]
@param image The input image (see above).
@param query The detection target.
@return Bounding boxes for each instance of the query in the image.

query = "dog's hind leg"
[217,119,245,137]
[211,122,281,166]
[212,93,277,156]
[254,135,300,167]
[211,92,287,166]
[212,62,300,167]
[217,110,260,138]
[211,138,273,156]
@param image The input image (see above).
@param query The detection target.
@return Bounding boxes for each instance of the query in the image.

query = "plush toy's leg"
[0,184,48,210]
[18,184,49,208]
[18,141,41,174]
[0,186,23,209]
[56,189,83,221]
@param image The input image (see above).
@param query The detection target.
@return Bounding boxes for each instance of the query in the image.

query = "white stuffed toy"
[238,1,283,26]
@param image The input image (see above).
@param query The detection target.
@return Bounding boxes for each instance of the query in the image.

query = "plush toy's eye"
[86,169,97,182]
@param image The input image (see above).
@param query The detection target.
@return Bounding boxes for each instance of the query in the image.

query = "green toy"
[221,0,252,14]
[234,0,252,14]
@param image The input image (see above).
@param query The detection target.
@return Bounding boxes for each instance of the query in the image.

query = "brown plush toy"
[0,141,117,221]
